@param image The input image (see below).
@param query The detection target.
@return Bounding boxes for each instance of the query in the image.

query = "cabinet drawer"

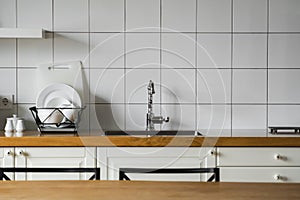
[221,167,300,183]
[218,148,300,166]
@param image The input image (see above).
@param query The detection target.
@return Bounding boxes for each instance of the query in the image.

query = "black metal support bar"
[0,168,100,181]
[119,167,220,182]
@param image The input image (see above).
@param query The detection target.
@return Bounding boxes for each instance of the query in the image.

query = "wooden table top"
[0,131,300,147]
[0,180,299,200]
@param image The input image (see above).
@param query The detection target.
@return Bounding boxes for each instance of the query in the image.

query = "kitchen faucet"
[146,80,169,131]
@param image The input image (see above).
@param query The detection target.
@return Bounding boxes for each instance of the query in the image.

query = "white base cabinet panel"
[221,167,300,183]
[217,147,300,183]
[98,147,216,181]
[14,147,96,180]
[0,148,14,180]
[217,147,300,166]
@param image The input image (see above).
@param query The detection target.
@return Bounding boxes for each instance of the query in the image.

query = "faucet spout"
[146,80,169,131]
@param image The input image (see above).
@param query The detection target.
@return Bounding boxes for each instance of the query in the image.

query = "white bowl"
[60,103,77,123]
[38,109,64,124]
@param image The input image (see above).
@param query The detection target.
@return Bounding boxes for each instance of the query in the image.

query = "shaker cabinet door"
[0,148,15,180]
[15,147,96,180]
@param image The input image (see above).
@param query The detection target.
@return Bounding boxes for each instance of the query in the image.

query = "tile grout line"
[159,0,162,123]
[88,0,91,133]
[124,0,127,130]
[15,0,18,114]
[230,0,234,137]
[266,0,270,137]
[49,31,300,34]
[195,0,198,131]
[52,0,55,63]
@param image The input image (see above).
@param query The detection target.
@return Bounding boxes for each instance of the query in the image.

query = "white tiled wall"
[0,0,300,137]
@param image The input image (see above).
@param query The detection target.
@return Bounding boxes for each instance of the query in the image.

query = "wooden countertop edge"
[0,136,300,147]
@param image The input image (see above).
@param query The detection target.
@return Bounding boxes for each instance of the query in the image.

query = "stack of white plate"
[36,83,82,125]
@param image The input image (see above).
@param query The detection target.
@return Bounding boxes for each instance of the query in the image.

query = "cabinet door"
[0,148,14,180]
[103,147,216,181]
[221,167,300,183]
[217,147,300,167]
[15,147,96,180]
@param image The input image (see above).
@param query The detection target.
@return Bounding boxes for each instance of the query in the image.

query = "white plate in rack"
[36,83,82,108]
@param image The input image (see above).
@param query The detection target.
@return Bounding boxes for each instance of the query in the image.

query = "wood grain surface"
[0,131,300,147]
[0,180,299,200]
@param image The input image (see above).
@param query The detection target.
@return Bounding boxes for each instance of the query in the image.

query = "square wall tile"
[54,0,88,32]
[90,69,124,103]
[162,0,196,32]
[0,39,16,67]
[17,104,37,131]
[269,69,300,103]
[162,33,196,68]
[90,104,125,131]
[18,33,53,67]
[197,69,231,103]
[197,105,231,136]
[90,33,124,68]
[233,69,267,103]
[0,0,16,28]
[126,0,160,32]
[125,69,160,103]
[233,34,267,68]
[17,0,52,30]
[17,68,38,104]
[197,34,231,68]
[162,69,195,103]
[232,105,267,136]
[270,0,300,32]
[269,105,300,127]
[269,34,300,68]
[126,33,160,68]
[126,104,159,130]
[233,0,267,32]
[0,105,17,131]
[161,104,196,130]
[197,0,231,32]
[90,0,124,32]
[54,33,89,66]
[0,69,16,96]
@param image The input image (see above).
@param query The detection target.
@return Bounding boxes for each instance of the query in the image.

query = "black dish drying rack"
[29,106,85,135]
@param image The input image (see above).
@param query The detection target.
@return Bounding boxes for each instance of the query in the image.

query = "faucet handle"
[151,116,169,124]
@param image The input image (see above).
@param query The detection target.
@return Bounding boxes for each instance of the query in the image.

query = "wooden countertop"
[0,131,300,147]
[1,180,300,200]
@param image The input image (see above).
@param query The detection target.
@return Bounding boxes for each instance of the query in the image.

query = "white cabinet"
[98,147,216,181]
[0,147,96,180]
[0,148,14,180]
[217,147,300,183]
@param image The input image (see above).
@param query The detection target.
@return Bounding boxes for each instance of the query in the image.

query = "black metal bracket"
[119,167,220,182]
[0,167,100,181]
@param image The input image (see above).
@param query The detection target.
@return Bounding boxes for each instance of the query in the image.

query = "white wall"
[0,0,300,137]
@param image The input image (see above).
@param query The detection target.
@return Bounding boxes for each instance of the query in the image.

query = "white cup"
[4,118,14,132]
[15,119,26,132]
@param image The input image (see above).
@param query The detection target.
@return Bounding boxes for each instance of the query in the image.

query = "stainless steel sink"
[104,130,202,136]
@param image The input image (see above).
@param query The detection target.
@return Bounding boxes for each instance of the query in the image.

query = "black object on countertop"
[269,126,300,134]
[29,106,85,135]
[105,130,202,136]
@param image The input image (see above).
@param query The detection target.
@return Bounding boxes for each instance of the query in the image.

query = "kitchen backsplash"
[0,0,300,137]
